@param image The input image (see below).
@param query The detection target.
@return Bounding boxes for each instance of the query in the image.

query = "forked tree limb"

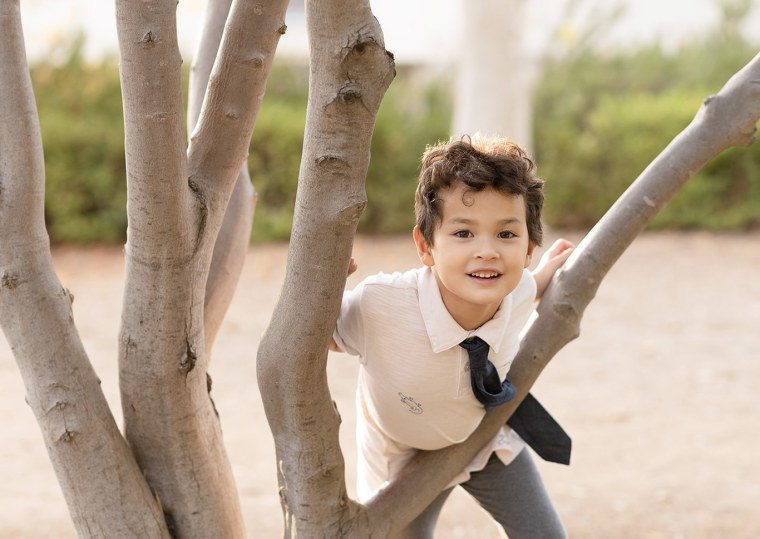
[187,0,288,205]
[0,1,169,535]
[115,0,288,535]
[115,0,244,534]
[187,0,260,355]
[364,51,760,536]
[256,0,395,536]
[187,0,288,353]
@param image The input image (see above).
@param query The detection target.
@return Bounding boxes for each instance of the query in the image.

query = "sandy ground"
[1,231,759,538]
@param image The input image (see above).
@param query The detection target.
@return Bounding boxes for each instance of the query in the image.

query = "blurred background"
[18,0,760,244]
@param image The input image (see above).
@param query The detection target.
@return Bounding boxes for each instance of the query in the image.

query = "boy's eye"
[498,231,516,239]
[453,230,472,238]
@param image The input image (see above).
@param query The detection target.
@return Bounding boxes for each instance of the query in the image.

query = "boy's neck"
[447,304,500,331]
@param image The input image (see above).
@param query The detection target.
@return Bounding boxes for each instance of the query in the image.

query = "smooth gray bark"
[115,0,289,535]
[0,1,169,536]
[187,0,257,355]
[256,0,395,536]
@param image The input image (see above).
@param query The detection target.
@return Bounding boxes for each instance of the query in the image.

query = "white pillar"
[452,0,536,153]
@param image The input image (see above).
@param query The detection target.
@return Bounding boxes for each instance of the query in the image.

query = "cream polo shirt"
[334,266,537,501]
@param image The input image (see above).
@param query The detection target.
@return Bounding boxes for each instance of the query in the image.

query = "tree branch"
[187,0,288,213]
[365,51,760,535]
[116,0,291,534]
[204,175,256,354]
[115,0,246,535]
[188,0,233,135]
[0,2,169,536]
[256,0,395,536]
[116,0,193,261]
[187,0,258,355]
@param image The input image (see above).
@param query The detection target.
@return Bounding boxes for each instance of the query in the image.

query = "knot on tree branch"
[46,400,69,414]
[337,200,367,225]
[337,82,363,104]
[62,286,74,304]
[549,301,583,340]
[1,271,19,290]
[314,154,353,182]
[57,429,78,443]
[179,341,197,374]
[140,30,160,46]
[187,178,209,258]
[244,54,266,69]
[341,30,378,58]
[337,30,396,108]
[350,36,376,56]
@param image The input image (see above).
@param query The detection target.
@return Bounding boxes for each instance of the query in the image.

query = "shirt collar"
[417,266,512,354]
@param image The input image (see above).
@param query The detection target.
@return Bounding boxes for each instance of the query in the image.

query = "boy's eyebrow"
[446,217,523,226]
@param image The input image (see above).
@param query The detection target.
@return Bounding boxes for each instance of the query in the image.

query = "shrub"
[33,40,127,244]
[29,13,759,244]
[533,4,760,230]
[248,65,452,242]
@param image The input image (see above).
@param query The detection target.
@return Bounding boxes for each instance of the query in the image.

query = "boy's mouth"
[468,271,501,279]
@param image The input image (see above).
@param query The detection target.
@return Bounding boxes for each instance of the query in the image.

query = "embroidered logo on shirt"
[496,431,509,446]
[398,392,423,414]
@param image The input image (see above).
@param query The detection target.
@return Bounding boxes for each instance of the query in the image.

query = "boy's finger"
[347,258,358,276]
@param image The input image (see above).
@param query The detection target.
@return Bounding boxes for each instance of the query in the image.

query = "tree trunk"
[0,1,169,536]
[115,0,289,535]
[256,0,395,536]
[3,0,288,536]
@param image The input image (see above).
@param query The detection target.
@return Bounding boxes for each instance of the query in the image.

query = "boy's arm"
[532,239,574,303]
[330,257,359,352]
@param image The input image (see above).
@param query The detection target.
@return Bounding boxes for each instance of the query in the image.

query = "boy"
[333,135,574,538]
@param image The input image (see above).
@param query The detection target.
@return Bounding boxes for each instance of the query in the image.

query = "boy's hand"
[532,239,574,302]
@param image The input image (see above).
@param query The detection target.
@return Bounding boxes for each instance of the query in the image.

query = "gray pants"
[397,450,567,539]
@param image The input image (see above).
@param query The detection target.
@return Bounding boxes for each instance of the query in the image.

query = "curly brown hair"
[414,134,545,247]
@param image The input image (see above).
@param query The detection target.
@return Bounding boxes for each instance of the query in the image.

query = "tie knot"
[459,336,488,354]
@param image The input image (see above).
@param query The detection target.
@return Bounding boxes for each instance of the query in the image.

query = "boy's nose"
[475,239,499,259]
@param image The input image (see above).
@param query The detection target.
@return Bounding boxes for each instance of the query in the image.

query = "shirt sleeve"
[333,280,367,359]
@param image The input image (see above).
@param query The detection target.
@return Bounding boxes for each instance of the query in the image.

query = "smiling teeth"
[470,272,499,278]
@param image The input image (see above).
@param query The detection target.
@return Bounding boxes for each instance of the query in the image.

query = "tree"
[1,0,759,538]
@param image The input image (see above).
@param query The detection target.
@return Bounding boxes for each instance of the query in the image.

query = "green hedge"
[248,65,451,242]
[533,9,760,230]
[34,44,127,244]
[29,23,759,244]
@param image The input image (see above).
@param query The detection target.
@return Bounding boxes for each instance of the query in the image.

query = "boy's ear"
[524,242,536,268]
[413,226,435,267]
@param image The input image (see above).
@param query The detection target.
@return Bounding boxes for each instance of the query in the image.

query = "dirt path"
[1,231,759,538]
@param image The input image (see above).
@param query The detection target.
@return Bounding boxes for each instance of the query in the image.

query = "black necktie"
[459,336,572,465]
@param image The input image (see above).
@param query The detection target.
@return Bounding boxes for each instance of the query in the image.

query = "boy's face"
[413,184,535,330]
